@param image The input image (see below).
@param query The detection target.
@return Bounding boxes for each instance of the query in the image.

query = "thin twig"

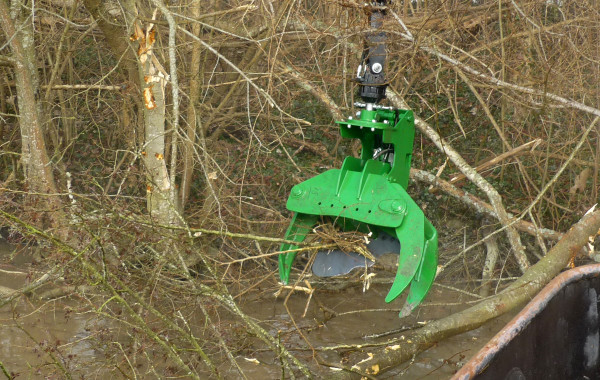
[447,139,541,185]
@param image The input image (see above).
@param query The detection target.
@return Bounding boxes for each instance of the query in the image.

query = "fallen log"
[328,209,600,379]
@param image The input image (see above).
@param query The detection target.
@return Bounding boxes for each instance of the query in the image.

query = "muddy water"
[0,241,108,378]
[239,279,515,379]
[0,240,512,379]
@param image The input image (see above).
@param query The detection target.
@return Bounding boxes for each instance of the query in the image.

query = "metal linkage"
[356,0,389,104]
[354,101,394,110]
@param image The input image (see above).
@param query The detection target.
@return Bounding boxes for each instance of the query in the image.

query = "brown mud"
[0,239,514,379]
[236,278,515,379]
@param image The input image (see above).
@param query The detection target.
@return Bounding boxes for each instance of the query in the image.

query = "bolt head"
[291,187,303,198]
[390,200,404,214]
[371,63,383,74]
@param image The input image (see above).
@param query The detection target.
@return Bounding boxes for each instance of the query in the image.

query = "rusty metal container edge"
[452,264,600,379]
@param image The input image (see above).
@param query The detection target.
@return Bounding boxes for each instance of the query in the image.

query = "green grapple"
[278,1,437,316]
[278,105,438,317]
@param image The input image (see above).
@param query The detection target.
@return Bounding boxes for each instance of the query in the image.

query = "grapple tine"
[399,220,439,317]
[278,213,318,284]
[384,208,425,303]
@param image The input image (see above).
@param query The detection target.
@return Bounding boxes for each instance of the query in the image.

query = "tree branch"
[388,90,531,272]
[332,209,600,378]
[411,168,563,241]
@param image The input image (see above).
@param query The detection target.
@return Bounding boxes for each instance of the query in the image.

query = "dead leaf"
[569,168,591,194]
[585,204,597,216]
[370,364,380,375]
[207,171,218,180]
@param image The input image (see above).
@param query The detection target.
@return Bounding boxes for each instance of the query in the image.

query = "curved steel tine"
[384,209,425,303]
[278,213,319,284]
[399,220,439,317]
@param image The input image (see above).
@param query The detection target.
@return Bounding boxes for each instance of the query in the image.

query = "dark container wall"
[454,264,600,380]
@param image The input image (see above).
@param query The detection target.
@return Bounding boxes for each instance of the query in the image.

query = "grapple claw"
[278,213,318,284]
[399,220,438,317]
[384,209,426,303]
[278,106,438,316]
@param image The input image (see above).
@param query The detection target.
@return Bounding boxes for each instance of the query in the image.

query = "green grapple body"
[278,106,438,317]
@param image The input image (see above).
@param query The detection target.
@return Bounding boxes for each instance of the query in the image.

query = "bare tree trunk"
[82,0,181,226]
[180,0,203,209]
[134,16,181,226]
[480,221,500,297]
[0,0,60,215]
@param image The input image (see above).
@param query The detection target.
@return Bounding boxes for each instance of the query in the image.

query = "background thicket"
[1,0,600,378]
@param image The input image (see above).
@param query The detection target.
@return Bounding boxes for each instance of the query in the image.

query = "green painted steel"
[278,107,438,316]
